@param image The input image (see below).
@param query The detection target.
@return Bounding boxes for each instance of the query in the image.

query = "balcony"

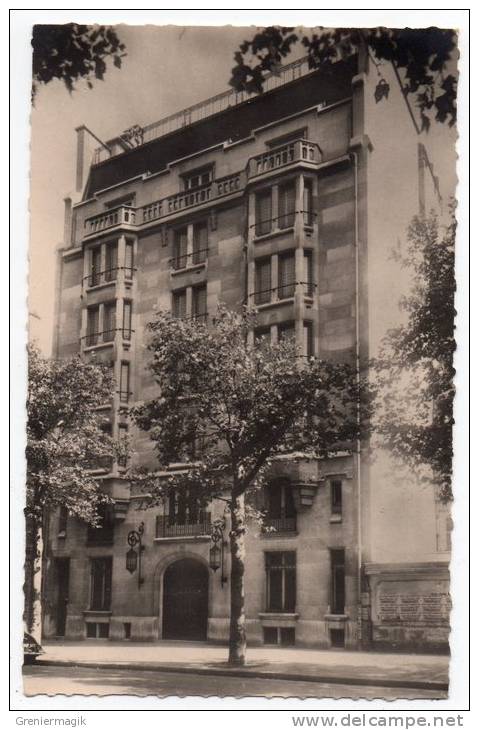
[170,248,208,272]
[250,281,316,307]
[262,516,297,534]
[83,265,136,290]
[84,205,137,238]
[81,327,134,349]
[155,514,212,539]
[247,139,321,180]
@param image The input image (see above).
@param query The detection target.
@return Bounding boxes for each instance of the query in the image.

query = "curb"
[32,659,448,692]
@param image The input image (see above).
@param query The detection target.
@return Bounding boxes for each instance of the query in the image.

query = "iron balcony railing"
[253,210,318,237]
[170,248,209,271]
[262,515,297,533]
[251,281,317,305]
[82,327,134,348]
[156,514,212,538]
[83,266,136,289]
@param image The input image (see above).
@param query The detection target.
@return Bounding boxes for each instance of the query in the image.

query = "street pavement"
[23,665,448,699]
[30,640,449,694]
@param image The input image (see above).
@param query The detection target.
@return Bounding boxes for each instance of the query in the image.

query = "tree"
[31,23,126,100]
[371,211,456,502]
[25,344,119,644]
[133,307,359,665]
[230,26,457,130]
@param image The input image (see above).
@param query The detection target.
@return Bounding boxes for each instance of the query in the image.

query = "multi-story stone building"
[44,52,451,650]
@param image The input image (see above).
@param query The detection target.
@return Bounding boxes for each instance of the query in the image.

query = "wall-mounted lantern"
[126,522,145,588]
[209,518,228,588]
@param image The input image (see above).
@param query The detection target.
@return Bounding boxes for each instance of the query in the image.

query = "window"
[183,167,213,191]
[331,480,343,518]
[278,182,296,229]
[103,302,116,342]
[263,627,296,646]
[304,321,314,357]
[86,306,99,346]
[125,239,135,279]
[304,250,314,296]
[330,549,346,614]
[87,506,114,546]
[104,243,118,282]
[90,557,112,610]
[58,506,68,538]
[303,179,313,226]
[255,190,272,236]
[86,622,110,638]
[172,290,187,319]
[90,247,102,287]
[122,300,132,340]
[278,322,296,344]
[192,222,208,265]
[172,227,188,270]
[278,252,295,299]
[254,327,271,348]
[266,128,307,148]
[264,481,297,532]
[255,258,272,305]
[265,552,296,612]
[119,362,130,403]
[118,424,128,467]
[192,285,207,321]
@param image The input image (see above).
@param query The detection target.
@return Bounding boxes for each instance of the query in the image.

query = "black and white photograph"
[11,9,469,712]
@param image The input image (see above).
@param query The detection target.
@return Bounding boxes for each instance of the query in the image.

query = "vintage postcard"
[12,9,469,711]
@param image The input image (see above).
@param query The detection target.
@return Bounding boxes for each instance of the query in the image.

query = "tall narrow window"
[255,190,272,236]
[304,250,314,296]
[193,222,208,265]
[192,285,207,321]
[265,552,296,612]
[119,362,130,403]
[103,302,116,342]
[122,301,132,340]
[90,247,102,287]
[303,179,313,226]
[90,557,112,610]
[278,322,296,344]
[278,181,296,229]
[86,306,99,347]
[331,480,343,518]
[172,290,187,319]
[304,321,314,357]
[172,228,188,270]
[104,243,118,282]
[265,481,297,532]
[278,252,295,299]
[330,548,346,614]
[255,258,272,305]
[118,424,128,467]
[125,239,134,279]
[58,506,68,538]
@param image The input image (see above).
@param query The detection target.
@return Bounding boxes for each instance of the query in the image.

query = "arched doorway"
[162,558,209,640]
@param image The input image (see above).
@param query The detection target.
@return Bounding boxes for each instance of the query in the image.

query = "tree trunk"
[228,491,247,665]
[24,513,43,645]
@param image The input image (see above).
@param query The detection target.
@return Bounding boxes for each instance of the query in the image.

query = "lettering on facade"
[378,592,451,624]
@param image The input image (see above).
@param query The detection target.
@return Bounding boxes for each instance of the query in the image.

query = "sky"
[29,21,458,355]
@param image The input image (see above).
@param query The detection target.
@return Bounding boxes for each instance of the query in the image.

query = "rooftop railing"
[92,58,313,164]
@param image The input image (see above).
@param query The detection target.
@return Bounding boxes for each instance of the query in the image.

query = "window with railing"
[255,189,272,236]
[263,480,297,533]
[192,284,207,322]
[192,222,208,265]
[255,258,272,305]
[119,361,130,403]
[90,247,102,287]
[172,289,187,319]
[265,551,296,612]
[156,490,211,537]
[278,252,295,299]
[278,322,296,344]
[104,243,118,283]
[86,306,100,347]
[103,302,116,342]
[125,239,135,279]
[303,179,314,226]
[278,182,296,229]
[172,227,188,270]
[122,300,132,340]
[304,250,314,297]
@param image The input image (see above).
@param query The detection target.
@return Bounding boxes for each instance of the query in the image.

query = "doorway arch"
[162,558,209,640]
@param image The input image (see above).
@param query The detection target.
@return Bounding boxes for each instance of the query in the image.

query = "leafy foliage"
[372,212,456,501]
[26,344,116,524]
[230,26,457,130]
[133,306,359,506]
[31,23,126,99]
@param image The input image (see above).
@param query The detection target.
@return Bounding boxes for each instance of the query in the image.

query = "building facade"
[43,53,451,650]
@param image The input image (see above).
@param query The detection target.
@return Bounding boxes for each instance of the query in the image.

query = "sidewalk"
[35,641,449,690]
